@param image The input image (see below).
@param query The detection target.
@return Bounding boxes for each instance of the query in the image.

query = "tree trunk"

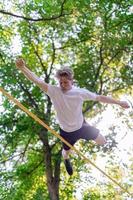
[47,180,60,200]
[39,128,61,200]
[46,149,62,200]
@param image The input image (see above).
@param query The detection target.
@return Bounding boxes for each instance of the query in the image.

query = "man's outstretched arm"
[15,58,48,93]
[96,95,130,109]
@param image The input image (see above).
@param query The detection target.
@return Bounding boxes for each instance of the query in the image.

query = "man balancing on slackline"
[15,58,130,176]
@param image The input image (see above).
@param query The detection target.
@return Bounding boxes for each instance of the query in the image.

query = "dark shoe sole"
[64,159,73,175]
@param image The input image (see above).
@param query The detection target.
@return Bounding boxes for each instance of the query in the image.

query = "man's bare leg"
[94,133,106,145]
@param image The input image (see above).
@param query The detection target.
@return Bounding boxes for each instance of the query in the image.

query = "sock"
[62,149,70,159]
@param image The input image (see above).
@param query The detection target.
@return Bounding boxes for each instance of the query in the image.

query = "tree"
[0,0,132,199]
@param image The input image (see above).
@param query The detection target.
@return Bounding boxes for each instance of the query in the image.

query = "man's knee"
[94,133,106,145]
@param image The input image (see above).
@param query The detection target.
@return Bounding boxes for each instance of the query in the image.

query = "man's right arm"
[15,58,48,93]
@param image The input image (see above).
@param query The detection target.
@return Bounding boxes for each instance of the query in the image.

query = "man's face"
[59,76,73,91]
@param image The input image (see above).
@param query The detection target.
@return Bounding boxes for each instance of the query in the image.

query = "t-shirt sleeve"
[47,84,60,98]
[80,88,97,101]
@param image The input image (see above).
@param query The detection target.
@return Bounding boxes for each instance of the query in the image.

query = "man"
[15,58,129,175]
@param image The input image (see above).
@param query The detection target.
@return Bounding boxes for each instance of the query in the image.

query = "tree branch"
[29,24,47,72]
[83,101,97,114]
[94,43,104,81]
[0,0,71,22]
[18,82,39,110]
[47,41,56,80]
[14,136,33,167]
[26,160,44,176]
[55,37,92,51]
[34,49,47,71]
[0,136,31,165]
[0,152,22,165]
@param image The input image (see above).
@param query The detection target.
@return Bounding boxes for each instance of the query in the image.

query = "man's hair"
[55,67,74,80]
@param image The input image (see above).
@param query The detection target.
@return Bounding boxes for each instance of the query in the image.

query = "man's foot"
[64,159,73,175]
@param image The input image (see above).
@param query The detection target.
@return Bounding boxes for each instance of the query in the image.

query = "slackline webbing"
[0,86,132,197]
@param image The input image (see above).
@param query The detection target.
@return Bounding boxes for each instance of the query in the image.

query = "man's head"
[56,67,74,91]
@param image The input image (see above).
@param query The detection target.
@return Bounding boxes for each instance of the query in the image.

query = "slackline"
[0,86,132,197]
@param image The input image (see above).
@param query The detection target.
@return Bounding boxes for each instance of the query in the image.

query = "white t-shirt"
[47,85,97,132]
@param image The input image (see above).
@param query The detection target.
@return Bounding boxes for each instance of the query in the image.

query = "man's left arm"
[96,95,130,109]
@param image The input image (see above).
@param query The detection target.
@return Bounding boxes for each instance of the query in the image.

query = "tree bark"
[39,128,61,200]
[45,143,61,200]
[47,180,60,200]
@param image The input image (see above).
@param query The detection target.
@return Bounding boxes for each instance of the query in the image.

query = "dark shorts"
[60,121,99,150]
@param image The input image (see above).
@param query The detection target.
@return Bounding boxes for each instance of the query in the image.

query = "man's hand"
[16,58,25,69]
[119,101,130,109]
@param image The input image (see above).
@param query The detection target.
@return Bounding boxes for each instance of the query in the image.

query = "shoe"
[64,159,73,175]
